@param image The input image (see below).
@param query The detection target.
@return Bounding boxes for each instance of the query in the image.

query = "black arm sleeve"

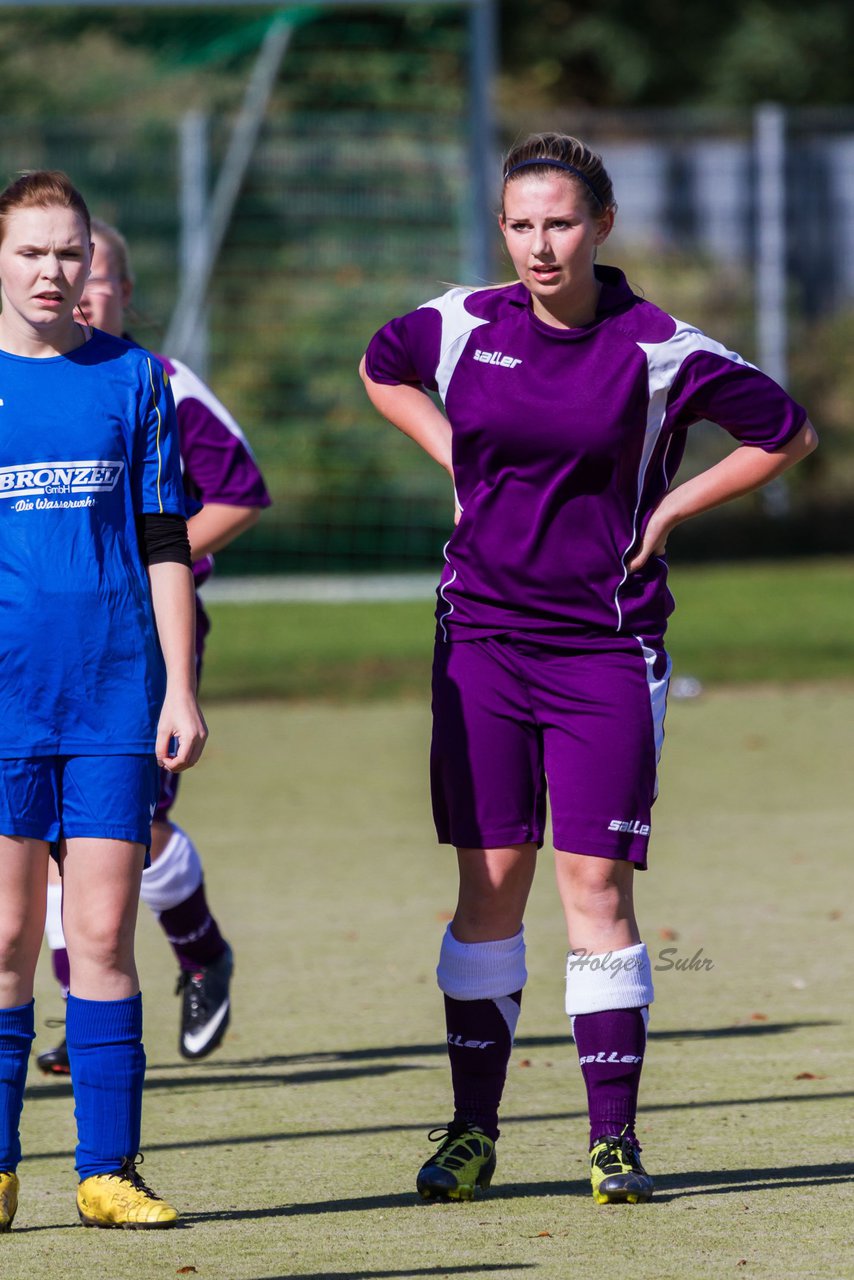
[136,513,193,569]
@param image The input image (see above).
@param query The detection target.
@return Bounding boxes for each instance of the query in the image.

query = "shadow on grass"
[15,1157,852,1234]
[238,1270,535,1280]
[25,1021,835,1107]
[182,1159,854,1225]
[13,1151,852,1238]
[136,1020,838,1075]
[182,1187,560,1223]
[25,1060,427,1103]
[8,1222,77,1234]
[652,1160,854,1201]
[24,1090,854,1164]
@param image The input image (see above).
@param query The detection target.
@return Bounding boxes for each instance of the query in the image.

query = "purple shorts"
[154,596,210,823]
[430,635,671,867]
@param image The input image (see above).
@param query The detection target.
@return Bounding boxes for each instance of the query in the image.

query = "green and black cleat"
[416,1121,496,1202]
[590,1129,653,1204]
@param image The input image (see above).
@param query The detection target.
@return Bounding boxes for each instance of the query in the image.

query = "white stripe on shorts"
[636,639,671,801]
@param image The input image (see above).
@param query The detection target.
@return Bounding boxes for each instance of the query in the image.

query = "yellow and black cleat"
[0,1170,18,1232]
[77,1155,178,1229]
[590,1129,653,1204]
[417,1122,496,1202]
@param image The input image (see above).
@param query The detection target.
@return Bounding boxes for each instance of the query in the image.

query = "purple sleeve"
[667,350,807,451]
[364,307,442,390]
[178,397,271,509]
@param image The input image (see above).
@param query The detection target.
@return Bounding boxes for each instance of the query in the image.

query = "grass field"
[13,677,854,1278]
[199,558,854,701]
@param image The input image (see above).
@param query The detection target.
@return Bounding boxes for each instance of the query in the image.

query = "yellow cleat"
[77,1156,178,1229]
[590,1129,653,1204]
[0,1170,19,1232]
[416,1122,497,1202]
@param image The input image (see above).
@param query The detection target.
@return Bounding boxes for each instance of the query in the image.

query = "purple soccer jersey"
[365,266,806,646]
[152,356,270,819]
[156,355,271,588]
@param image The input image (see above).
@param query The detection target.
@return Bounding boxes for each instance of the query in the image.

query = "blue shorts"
[0,755,159,852]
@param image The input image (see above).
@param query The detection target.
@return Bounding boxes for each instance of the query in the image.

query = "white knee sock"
[565,942,654,1018]
[437,925,527,1043]
[45,880,66,950]
[140,825,203,915]
[437,924,527,1017]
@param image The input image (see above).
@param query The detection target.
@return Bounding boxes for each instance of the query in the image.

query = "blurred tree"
[1,3,854,114]
[499,0,854,106]
[709,2,854,104]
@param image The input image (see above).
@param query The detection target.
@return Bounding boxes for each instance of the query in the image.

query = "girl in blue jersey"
[0,171,206,1232]
[37,218,271,1076]
[361,133,817,1205]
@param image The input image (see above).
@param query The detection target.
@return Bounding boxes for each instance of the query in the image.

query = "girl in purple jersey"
[0,172,207,1231]
[361,132,817,1205]
[38,218,271,1073]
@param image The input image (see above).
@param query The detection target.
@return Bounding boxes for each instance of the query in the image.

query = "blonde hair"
[90,216,135,285]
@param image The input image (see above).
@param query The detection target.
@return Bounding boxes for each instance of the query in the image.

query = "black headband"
[503,158,606,208]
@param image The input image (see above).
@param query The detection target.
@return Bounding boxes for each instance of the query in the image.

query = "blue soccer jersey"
[0,330,186,756]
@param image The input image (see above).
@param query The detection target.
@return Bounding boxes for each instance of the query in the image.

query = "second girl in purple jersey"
[360,132,816,1205]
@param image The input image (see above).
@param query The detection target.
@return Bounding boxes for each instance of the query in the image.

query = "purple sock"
[158,884,227,971]
[52,947,71,1000]
[573,1007,647,1147]
[444,991,522,1141]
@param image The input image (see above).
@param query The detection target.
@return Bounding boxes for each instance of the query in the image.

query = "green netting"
[0,9,851,571]
[0,7,473,573]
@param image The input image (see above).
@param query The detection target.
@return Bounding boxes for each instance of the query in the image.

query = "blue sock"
[0,1001,35,1172]
[66,993,145,1181]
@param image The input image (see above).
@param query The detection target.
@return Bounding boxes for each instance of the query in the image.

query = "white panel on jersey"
[166,357,257,456]
[613,322,755,631]
[419,287,490,404]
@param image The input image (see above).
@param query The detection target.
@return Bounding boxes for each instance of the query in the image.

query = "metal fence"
[2,97,852,571]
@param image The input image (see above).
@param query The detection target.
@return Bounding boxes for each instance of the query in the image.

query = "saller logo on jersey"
[473,349,522,368]
[0,460,125,499]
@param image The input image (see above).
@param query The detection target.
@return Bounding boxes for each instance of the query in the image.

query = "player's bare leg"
[41,815,234,1068]
[418,844,535,1202]
[556,850,654,1204]
[61,837,143,1000]
[452,844,537,942]
[0,837,49,1007]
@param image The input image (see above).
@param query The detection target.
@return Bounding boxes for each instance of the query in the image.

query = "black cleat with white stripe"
[176,944,234,1060]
